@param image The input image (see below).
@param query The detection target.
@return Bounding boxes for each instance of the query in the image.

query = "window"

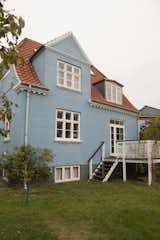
[55,165,80,183]
[4,115,10,141]
[57,61,81,91]
[110,119,125,156]
[56,109,80,141]
[106,82,122,104]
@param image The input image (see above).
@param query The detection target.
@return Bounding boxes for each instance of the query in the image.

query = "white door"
[110,121,125,156]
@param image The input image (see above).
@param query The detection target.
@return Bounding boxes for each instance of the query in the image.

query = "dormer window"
[106,81,123,105]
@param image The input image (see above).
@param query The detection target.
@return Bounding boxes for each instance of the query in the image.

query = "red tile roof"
[91,66,139,113]
[15,38,48,89]
[15,38,138,113]
[91,65,107,84]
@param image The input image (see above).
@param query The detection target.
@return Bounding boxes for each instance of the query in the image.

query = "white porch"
[88,140,160,185]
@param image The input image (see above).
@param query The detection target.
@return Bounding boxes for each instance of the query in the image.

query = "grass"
[0,180,160,240]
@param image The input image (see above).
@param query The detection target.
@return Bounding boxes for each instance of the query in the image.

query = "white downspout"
[24,85,31,145]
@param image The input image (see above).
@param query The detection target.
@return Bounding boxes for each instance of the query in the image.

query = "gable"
[46,32,91,64]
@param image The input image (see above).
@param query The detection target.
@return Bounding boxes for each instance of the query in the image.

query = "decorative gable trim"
[46,32,92,65]
[89,100,139,116]
[13,83,48,95]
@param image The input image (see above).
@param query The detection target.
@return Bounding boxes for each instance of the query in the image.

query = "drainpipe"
[24,85,31,146]
[24,85,31,206]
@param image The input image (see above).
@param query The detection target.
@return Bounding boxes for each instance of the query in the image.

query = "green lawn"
[0,181,160,240]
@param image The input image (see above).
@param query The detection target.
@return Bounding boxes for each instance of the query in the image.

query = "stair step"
[93,175,104,181]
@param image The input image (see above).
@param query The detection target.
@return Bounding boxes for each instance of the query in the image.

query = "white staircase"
[102,160,119,182]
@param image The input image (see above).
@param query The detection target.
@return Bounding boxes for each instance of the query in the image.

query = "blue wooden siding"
[0,66,26,153]
[0,36,138,169]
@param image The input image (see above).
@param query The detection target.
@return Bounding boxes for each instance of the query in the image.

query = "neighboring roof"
[139,106,160,117]
[91,66,138,113]
[15,38,48,89]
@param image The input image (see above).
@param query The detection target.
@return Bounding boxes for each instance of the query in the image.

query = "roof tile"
[15,38,47,89]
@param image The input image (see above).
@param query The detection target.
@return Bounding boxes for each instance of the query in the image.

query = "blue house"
[0,32,139,183]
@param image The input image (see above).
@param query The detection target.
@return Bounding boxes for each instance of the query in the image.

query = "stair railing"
[88,141,105,180]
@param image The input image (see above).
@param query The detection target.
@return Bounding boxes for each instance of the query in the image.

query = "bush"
[1,145,53,186]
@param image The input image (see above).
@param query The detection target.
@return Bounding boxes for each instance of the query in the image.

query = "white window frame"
[57,61,81,91]
[55,109,81,142]
[55,165,80,183]
[4,115,11,142]
[106,82,122,105]
[110,120,125,156]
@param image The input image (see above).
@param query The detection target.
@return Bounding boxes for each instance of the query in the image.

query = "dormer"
[91,66,124,106]
[105,80,123,105]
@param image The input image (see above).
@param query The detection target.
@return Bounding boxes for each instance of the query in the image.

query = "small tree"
[1,145,53,206]
[0,0,25,78]
[0,0,25,137]
[140,117,160,140]
[0,92,12,137]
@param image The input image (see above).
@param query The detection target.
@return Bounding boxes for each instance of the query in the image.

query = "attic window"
[106,82,122,104]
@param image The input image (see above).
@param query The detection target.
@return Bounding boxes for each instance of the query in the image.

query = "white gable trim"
[45,32,92,65]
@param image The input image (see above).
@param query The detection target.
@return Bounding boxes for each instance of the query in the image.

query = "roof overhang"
[13,82,49,95]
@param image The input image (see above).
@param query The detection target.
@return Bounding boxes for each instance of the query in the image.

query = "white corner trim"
[0,70,10,81]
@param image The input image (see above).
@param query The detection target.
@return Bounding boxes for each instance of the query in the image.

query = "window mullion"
[63,111,66,139]
[71,113,74,140]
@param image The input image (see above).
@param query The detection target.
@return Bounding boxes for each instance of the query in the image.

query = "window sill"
[56,84,82,94]
[55,178,80,183]
[55,139,82,144]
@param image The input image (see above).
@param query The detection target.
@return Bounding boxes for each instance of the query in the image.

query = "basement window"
[55,165,80,183]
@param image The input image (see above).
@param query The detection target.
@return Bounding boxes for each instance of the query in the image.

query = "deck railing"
[116,140,160,160]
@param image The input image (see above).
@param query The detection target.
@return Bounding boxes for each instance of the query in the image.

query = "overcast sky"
[5,0,160,109]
